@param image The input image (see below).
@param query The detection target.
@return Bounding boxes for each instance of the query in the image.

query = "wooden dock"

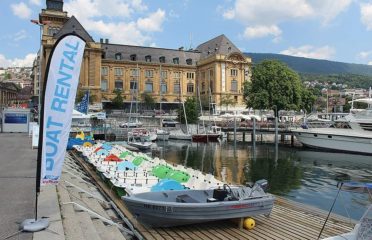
[70,150,355,240]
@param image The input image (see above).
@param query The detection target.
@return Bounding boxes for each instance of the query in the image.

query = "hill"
[245,53,372,76]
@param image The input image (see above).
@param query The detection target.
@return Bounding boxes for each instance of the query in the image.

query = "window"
[161,82,167,93]
[145,81,153,92]
[187,72,194,79]
[130,69,139,77]
[187,83,194,93]
[115,53,122,60]
[115,80,123,90]
[145,70,154,78]
[231,79,238,92]
[130,80,138,92]
[114,68,123,76]
[234,96,238,102]
[48,27,59,36]
[174,81,180,93]
[186,58,192,65]
[209,69,214,77]
[130,54,137,61]
[161,71,167,79]
[201,72,205,80]
[202,82,205,92]
[101,66,108,76]
[230,69,238,76]
[101,79,108,92]
[173,57,179,64]
[159,56,165,63]
[145,55,151,62]
[173,72,180,79]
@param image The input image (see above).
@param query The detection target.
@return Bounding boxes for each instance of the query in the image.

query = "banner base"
[20,218,49,232]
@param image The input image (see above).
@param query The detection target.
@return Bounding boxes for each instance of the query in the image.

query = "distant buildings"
[34,0,252,110]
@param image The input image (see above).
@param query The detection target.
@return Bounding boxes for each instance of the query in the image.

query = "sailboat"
[169,63,191,141]
[192,86,220,142]
[156,64,170,141]
[127,64,153,150]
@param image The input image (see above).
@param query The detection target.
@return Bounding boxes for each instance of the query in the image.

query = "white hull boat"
[293,99,372,155]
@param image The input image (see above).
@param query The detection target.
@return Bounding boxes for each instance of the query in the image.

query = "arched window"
[186,58,192,65]
[145,55,151,62]
[159,56,165,63]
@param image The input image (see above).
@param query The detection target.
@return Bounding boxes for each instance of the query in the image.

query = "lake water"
[152,141,372,221]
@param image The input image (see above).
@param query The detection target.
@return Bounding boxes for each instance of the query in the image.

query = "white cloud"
[64,0,166,45]
[280,45,335,60]
[0,53,36,68]
[358,51,372,59]
[360,3,372,30]
[11,2,32,19]
[222,0,352,40]
[243,25,281,39]
[137,9,165,32]
[368,61,372,65]
[29,0,41,6]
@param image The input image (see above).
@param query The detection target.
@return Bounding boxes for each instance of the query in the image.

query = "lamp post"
[30,19,50,124]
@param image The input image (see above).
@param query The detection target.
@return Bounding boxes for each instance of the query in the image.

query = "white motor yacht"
[292,98,372,155]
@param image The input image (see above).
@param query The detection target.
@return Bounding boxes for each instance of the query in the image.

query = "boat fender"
[244,218,255,230]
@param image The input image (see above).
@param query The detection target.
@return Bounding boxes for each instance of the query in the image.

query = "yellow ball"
[244,218,255,230]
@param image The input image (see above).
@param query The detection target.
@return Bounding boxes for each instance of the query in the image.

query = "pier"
[69,150,355,240]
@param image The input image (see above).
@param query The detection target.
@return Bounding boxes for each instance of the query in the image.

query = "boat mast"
[160,64,163,128]
[179,72,189,134]
[197,85,206,134]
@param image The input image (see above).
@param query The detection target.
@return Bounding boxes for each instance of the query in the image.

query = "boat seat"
[176,194,199,203]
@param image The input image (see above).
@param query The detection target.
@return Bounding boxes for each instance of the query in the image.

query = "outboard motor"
[255,179,269,192]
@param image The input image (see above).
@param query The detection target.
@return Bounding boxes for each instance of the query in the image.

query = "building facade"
[37,0,252,110]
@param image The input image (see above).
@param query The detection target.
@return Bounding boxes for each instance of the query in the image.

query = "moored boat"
[122,180,275,227]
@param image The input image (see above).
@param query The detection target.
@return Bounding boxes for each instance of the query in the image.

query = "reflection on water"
[155,141,372,220]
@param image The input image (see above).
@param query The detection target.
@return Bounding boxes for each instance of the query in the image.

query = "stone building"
[0,82,19,108]
[36,0,252,110]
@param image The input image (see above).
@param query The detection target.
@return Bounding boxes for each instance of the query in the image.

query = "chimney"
[100,38,103,43]
[105,39,109,44]
[178,46,184,51]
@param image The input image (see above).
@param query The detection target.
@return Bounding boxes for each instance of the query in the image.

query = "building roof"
[101,43,201,66]
[54,16,94,42]
[196,34,242,59]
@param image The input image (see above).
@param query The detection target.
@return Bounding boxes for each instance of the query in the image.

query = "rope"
[317,182,343,240]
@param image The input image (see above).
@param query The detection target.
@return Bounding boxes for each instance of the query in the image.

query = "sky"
[2,0,372,68]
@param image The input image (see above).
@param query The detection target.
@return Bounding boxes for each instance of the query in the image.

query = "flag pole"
[20,32,86,233]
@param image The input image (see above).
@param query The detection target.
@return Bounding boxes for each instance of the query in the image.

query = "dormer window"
[115,53,122,60]
[130,54,137,61]
[186,58,192,65]
[159,56,165,63]
[173,57,179,64]
[145,55,151,62]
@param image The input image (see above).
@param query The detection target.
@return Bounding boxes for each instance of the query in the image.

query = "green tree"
[220,94,235,111]
[111,89,123,109]
[301,88,317,113]
[141,92,155,110]
[244,60,303,115]
[178,97,199,124]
